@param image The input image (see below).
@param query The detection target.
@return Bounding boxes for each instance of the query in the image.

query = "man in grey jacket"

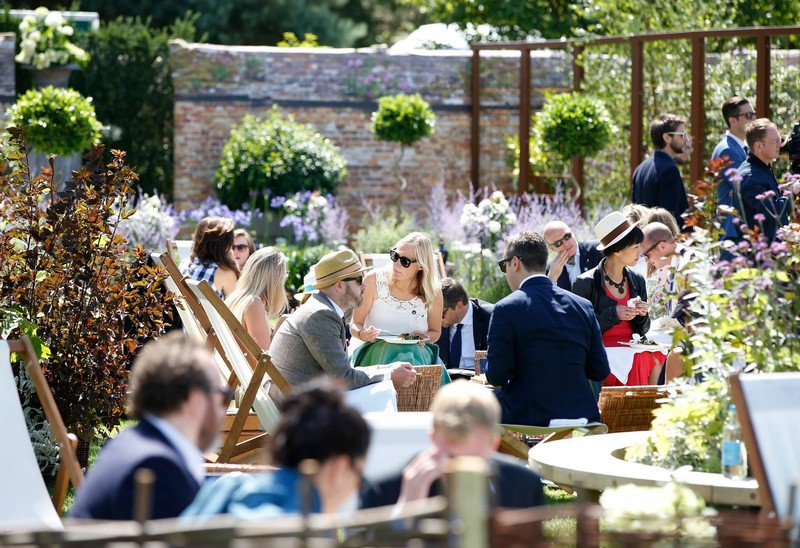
[268,249,417,405]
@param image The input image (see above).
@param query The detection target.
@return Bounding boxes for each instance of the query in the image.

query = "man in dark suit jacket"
[437,278,493,369]
[543,221,603,292]
[487,231,609,427]
[361,381,545,510]
[69,333,227,521]
[711,96,754,241]
[632,114,691,231]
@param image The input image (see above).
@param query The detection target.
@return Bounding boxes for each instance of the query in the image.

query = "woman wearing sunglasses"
[349,232,447,376]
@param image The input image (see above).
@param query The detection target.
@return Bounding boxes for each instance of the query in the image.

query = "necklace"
[603,266,626,295]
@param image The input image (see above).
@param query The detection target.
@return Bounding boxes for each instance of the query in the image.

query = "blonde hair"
[226,247,288,320]
[389,231,440,309]
[430,381,500,439]
[622,204,651,228]
[643,207,680,238]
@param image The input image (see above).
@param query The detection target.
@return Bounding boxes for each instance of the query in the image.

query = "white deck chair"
[186,279,291,463]
[166,239,193,266]
[0,337,84,529]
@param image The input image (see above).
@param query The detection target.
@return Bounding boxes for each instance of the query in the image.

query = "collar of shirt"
[519,273,550,288]
[726,130,747,151]
[145,413,205,485]
[317,292,345,319]
[450,300,474,334]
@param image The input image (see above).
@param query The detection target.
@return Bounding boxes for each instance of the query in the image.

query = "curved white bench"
[528,431,760,507]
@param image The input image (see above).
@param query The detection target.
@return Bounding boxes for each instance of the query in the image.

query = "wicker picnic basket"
[396,365,443,412]
[597,386,669,433]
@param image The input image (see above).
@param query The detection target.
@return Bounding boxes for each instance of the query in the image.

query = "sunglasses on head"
[548,232,573,248]
[389,249,418,268]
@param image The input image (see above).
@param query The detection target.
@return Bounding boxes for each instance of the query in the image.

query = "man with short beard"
[268,249,417,406]
[70,333,227,521]
[632,114,692,232]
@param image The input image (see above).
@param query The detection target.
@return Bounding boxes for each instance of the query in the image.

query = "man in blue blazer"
[437,278,494,370]
[69,333,227,521]
[543,221,603,292]
[486,231,609,427]
[711,96,755,240]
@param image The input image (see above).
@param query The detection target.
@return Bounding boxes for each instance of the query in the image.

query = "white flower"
[284,199,297,212]
[59,25,74,36]
[44,12,64,29]
[488,220,501,234]
[490,190,505,201]
[34,7,49,17]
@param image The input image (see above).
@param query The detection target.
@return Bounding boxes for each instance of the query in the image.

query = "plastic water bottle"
[722,404,748,480]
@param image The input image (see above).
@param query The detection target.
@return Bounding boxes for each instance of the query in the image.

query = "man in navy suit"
[711,96,755,240]
[70,332,227,521]
[437,278,493,370]
[486,231,609,427]
[543,221,603,292]
[361,381,545,510]
[632,114,692,231]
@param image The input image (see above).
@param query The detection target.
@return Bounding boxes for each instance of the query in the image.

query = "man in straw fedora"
[269,249,417,406]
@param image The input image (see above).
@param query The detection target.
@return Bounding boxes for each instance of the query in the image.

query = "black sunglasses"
[497,256,516,273]
[548,232,573,248]
[342,275,363,285]
[389,249,418,268]
[232,244,250,252]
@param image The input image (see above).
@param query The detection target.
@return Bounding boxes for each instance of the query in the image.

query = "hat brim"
[293,289,317,301]
[312,265,372,290]
[596,223,638,251]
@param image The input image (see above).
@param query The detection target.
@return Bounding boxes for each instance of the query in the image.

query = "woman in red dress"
[573,211,664,386]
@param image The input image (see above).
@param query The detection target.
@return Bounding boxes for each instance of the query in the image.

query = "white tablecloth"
[604,330,671,384]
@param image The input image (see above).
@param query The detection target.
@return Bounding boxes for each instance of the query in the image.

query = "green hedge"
[215,107,347,211]
[72,15,200,198]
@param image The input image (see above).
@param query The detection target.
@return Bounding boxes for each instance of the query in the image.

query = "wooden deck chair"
[499,422,608,461]
[396,365,443,411]
[0,336,83,526]
[360,251,447,278]
[166,239,193,265]
[186,279,292,463]
[155,252,236,390]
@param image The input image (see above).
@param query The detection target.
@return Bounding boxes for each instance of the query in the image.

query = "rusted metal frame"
[690,35,706,185]
[471,48,481,194]
[519,49,534,195]
[756,34,771,119]
[630,37,645,190]
[572,45,585,212]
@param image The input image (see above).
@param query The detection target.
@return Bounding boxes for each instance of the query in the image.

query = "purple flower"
[755,193,766,201]
[753,213,766,222]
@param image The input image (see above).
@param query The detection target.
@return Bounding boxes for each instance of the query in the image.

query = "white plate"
[378,336,426,345]
[619,341,670,352]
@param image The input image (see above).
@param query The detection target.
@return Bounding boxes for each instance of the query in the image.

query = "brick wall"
[170,40,572,219]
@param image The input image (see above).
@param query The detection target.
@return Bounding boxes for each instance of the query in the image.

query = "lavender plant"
[271,191,342,246]
[178,197,260,234]
[117,192,179,251]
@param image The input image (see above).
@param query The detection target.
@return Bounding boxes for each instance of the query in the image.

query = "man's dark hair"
[503,231,548,273]
[129,332,213,420]
[650,114,686,149]
[441,277,469,310]
[603,226,644,256]
[271,379,370,468]
[721,96,750,128]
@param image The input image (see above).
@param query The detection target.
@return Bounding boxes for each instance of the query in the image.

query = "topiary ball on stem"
[371,93,435,192]
[7,86,102,155]
[535,92,615,163]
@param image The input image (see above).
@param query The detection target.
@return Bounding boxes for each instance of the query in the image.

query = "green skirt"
[350,341,451,386]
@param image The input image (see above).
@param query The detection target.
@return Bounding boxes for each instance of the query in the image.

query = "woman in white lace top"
[349,232,444,367]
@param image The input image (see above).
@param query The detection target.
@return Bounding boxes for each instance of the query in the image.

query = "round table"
[528,431,760,507]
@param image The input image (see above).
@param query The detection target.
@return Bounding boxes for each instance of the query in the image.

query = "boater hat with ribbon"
[594,211,638,251]
[313,249,371,289]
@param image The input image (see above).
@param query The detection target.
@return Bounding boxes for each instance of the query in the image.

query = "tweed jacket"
[571,259,651,336]
[268,292,378,406]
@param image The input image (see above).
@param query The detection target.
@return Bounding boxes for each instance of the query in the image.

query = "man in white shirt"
[437,278,493,370]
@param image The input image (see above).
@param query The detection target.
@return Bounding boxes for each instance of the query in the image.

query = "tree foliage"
[535,92,615,162]
[0,135,173,438]
[371,93,435,146]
